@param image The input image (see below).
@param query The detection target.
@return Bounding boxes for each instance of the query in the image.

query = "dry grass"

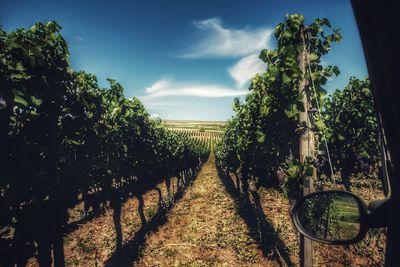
[256,180,386,267]
[24,156,386,266]
[137,155,278,267]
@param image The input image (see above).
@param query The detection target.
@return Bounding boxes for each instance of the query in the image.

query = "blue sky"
[0,0,367,121]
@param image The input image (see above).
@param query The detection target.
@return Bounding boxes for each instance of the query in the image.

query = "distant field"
[163,120,226,132]
[163,120,226,150]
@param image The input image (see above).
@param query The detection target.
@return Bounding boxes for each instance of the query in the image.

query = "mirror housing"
[292,190,369,245]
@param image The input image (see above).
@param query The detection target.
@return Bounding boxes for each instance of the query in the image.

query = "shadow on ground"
[216,165,295,267]
[0,166,201,267]
[104,171,198,267]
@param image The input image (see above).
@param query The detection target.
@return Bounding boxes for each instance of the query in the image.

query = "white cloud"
[139,18,270,108]
[180,17,273,58]
[145,77,172,93]
[139,100,185,110]
[228,53,265,88]
[140,78,247,99]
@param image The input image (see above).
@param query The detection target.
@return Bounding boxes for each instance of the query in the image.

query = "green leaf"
[281,31,292,39]
[294,43,304,53]
[31,46,43,58]
[359,150,369,159]
[30,96,43,106]
[332,66,340,76]
[315,119,326,131]
[284,104,298,118]
[256,130,266,143]
[362,88,371,96]
[260,104,270,116]
[29,109,39,116]
[233,98,240,112]
[287,165,300,178]
[309,53,319,61]
[259,49,269,63]
[14,95,29,107]
[282,73,291,85]
[66,139,83,146]
[321,18,331,28]
[268,65,278,77]
[281,45,297,58]
[333,31,342,43]
[11,73,30,79]
[15,62,26,71]
[288,14,305,29]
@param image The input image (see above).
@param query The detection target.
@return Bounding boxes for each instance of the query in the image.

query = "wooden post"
[298,27,316,267]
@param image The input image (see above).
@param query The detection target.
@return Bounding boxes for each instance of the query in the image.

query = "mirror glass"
[297,192,361,242]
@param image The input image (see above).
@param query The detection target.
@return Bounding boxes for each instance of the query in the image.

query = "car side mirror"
[292,190,369,245]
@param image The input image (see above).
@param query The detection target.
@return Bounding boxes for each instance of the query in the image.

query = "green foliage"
[322,77,379,189]
[0,21,209,261]
[278,156,316,200]
[216,14,341,199]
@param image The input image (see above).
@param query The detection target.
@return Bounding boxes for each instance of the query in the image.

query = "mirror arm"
[366,197,392,228]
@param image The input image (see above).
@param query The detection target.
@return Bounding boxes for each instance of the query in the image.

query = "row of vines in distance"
[170,129,223,151]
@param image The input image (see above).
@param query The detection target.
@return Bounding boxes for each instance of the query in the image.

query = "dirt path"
[136,155,278,267]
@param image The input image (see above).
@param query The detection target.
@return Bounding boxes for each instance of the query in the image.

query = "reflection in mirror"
[297,192,361,242]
